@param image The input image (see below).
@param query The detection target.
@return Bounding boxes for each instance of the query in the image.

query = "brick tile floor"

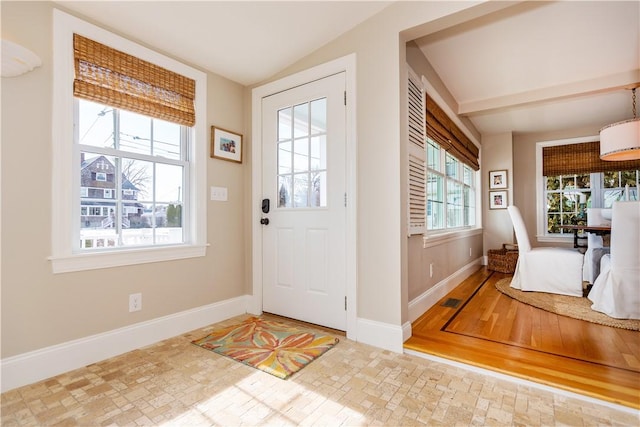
[2,315,638,426]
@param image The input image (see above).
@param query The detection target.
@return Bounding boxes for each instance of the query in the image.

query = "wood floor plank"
[405,267,640,409]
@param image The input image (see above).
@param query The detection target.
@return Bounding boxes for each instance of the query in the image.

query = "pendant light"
[600,86,640,161]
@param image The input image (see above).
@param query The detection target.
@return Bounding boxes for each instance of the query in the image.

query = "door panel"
[261,73,346,330]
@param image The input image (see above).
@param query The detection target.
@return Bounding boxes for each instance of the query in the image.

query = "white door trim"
[251,54,357,341]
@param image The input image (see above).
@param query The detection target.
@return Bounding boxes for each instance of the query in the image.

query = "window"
[88,207,102,216]
[51,10,207,273]
[78,99,187,247]
[427,139,476,231]
[545,170,639,235]
[463,165,475,227]
[426,139,443,230]
[537,138,640,239]
[544,173,591,234]
[406,66,479,236]
[276,99,328,208]
[602,170,640,205]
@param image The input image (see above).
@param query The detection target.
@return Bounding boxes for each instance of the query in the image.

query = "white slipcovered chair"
[588,201,640,319]
[582,208,612,284]
[507,205,584,297]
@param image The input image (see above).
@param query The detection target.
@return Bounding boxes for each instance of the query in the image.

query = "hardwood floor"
[404,267,640,409]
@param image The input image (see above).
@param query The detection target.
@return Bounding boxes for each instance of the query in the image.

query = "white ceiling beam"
[459,70,640,116]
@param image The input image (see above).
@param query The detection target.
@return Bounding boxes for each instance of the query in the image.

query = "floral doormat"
[192,316,339,379]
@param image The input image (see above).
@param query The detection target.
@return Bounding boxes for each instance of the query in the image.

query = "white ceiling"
[415,1,640,136]
[55,1,639,137]
[54,1,392,86]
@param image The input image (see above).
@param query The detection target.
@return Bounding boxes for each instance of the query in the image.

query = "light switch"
[211,186,228,201]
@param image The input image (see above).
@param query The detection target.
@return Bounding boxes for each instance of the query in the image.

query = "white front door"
[261,72,346,330]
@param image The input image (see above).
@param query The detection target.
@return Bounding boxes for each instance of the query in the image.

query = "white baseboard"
[402,321,412,342]
[408,257,483,322]
[1,295,249,393]
[356,317,405,353]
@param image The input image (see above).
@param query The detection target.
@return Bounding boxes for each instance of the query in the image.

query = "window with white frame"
[426,139,443,230]
[538,139,640,238]
[544,170,639,235]
[51,10,207,273]
[462,164,476,227]
[406,66,479,236]
[427,139,476,231]
[77,98,188,247]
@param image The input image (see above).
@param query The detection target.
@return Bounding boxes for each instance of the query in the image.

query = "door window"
[277,99,327,208]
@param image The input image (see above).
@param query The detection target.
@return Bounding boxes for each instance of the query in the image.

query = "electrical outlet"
[429,263,434,278]
[469,247,472,257]
[129,293,142,312]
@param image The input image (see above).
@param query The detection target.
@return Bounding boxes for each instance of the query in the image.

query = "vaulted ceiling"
[55,1,639,138]
[53,1,392,86]
[414,1,640,136]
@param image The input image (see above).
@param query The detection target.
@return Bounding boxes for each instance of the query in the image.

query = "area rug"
[495,278,640,331]
[192,316,339,379]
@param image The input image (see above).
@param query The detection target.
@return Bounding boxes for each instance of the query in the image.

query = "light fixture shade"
[1,39,42,78]
[599,118,640,161]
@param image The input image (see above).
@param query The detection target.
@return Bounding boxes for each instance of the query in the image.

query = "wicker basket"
[487,244,519,274]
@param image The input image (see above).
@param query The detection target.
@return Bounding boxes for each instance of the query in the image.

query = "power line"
[80,108,112,143]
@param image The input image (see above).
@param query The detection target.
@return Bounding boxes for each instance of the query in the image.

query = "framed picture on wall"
[211,126,243,163]
[489,170,508,189]
[489,190,508,209]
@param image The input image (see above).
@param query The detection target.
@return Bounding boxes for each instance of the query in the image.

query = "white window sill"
[49,244,208,274]
[423,227,483,249]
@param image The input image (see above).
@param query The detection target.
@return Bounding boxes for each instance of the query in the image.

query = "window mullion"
[307,103,312,206]
[148,119,156,244]
[114,112,124,246]
[78,144,186,168]
[150,118,155,156]
[181,127,189,242]
[152,163,157,244]
[591,173,602,207]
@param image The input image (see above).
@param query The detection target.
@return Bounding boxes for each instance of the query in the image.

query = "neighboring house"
[79,154,141,229]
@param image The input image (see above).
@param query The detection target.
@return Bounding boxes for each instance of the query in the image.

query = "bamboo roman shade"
[426,94,479,171]
[543,141,640,176]
[73,34,196,127]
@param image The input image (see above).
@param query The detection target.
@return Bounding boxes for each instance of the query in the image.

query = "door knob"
[260,218,269,225]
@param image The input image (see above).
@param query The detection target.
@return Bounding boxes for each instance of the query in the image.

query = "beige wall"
[407,235,483,301]
[1,1,246,358]
[482,133,515,253]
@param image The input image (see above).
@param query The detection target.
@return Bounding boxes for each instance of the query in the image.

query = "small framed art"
[489,190,508,209]
[211,126,242,163]
[489,170,508,189]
